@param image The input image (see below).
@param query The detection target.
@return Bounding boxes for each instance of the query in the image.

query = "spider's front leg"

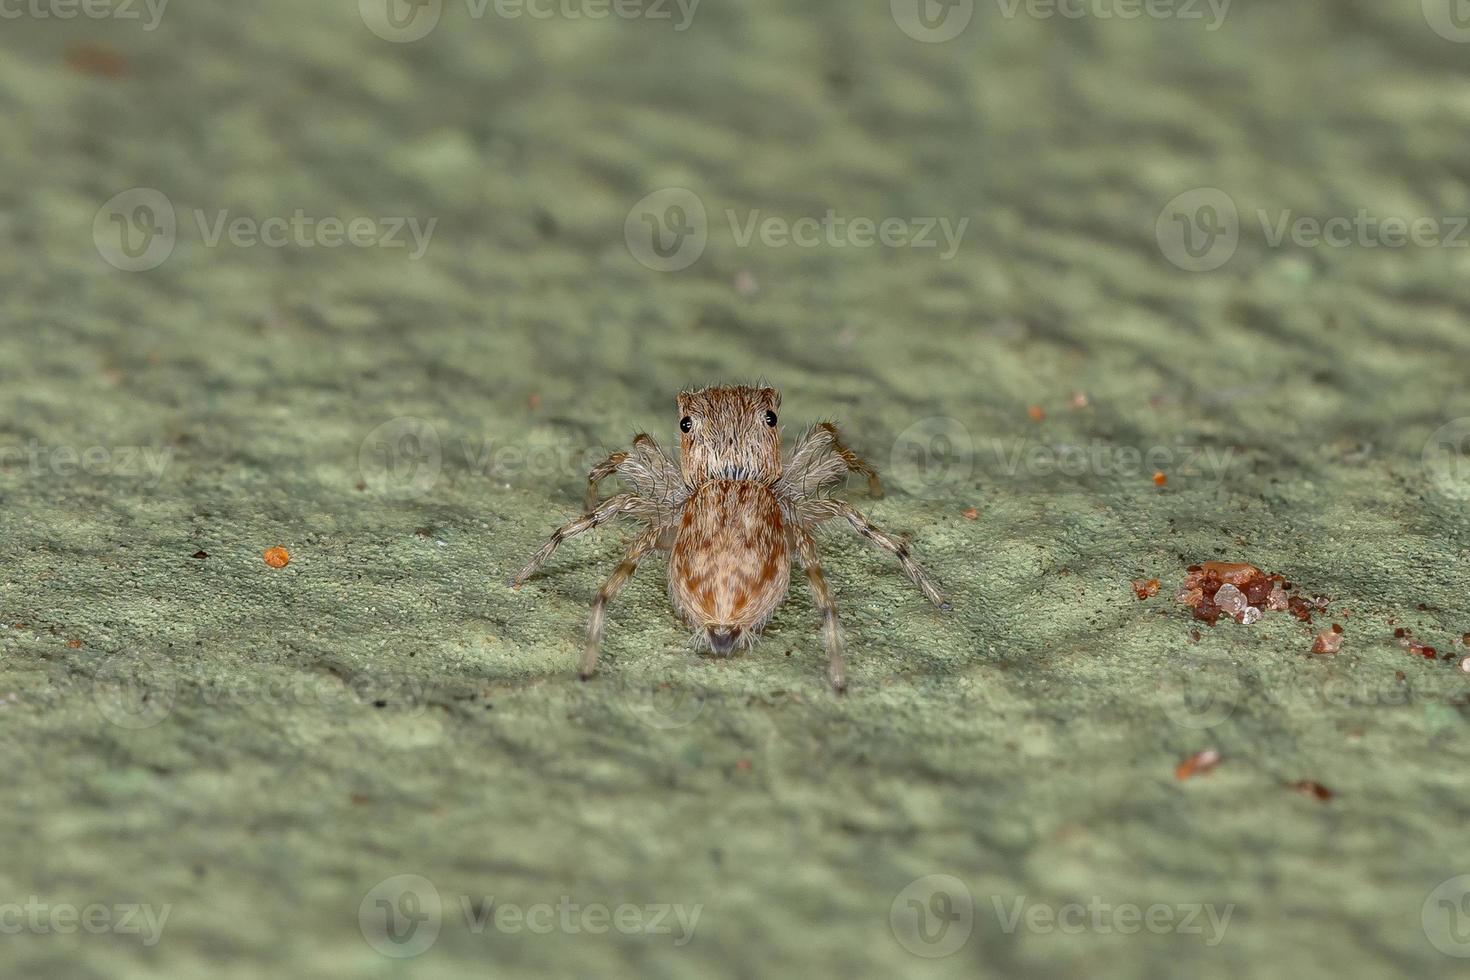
[799,498,951,611]
[508,493,640,588]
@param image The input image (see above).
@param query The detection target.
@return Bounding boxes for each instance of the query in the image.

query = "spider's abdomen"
[669,480,790,646]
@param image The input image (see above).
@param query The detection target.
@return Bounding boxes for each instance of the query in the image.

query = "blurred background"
[1,1,1469,977]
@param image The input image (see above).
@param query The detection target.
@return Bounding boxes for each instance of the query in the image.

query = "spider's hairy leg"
[781,423,883,499]
[508,493,641,588]
[793,526,846,693]
[817,422,883,498]
[583,450,630,513]
[799,498,950,611]
[581,526,661,680]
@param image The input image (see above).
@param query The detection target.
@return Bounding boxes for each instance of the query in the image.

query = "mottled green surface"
[2,1,1470,977]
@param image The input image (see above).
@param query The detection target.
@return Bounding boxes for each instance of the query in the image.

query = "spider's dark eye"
[763,410,778,427]
[680,416,693,433]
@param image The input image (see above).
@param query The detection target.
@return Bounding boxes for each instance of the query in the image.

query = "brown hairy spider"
[508,385,950,691]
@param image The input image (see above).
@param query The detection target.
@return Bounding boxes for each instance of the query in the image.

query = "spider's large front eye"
[680,416,693,433]
[763,410,778,427]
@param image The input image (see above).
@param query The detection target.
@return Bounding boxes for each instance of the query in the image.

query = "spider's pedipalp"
[585,433,688,518]
[583,450,630,512]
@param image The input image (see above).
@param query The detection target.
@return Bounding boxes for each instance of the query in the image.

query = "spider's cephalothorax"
[509,384,950,692]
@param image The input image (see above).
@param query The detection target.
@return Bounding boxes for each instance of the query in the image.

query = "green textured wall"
[2,1,1469,976]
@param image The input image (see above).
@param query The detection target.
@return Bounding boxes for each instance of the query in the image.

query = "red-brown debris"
[1404,640,1437,660]
[1175,749,1221,781]
[1311,624,1344,655]
[65,41,129,78]
[1290,781,1333,802]
[1175,561,1308,627]
[1132,578,1161,600]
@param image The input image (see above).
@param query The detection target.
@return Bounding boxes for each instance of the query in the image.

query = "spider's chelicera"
[509,385,950,691]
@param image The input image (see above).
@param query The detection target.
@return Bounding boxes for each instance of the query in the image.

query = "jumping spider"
[509,385,950,691]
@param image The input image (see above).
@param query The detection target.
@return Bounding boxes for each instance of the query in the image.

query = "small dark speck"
[373,699,387,708]
[191,550,209,559]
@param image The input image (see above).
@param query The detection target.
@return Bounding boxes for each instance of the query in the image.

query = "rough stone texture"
[2,1,1469,977]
